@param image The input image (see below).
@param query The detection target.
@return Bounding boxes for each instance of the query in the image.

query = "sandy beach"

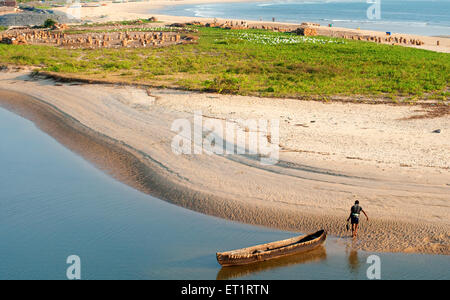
[0,69,448,255]
[53,0,450,53]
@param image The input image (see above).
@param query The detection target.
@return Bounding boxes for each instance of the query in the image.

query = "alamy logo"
[66,255,81,280]
[366,255,381,279]
[171,111,279,165]
[367,0,381,20]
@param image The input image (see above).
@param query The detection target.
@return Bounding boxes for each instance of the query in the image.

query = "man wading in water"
[347,200,369,238]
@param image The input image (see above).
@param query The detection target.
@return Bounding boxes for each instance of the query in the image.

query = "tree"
[44,19,56,28]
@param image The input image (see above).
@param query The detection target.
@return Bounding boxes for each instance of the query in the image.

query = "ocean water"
[0,106,449,279]
[156,0,450,36]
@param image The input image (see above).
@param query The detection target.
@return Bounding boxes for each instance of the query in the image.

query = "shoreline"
[0,70,448,256]
[32,70,450,106]
[52,0,450,53]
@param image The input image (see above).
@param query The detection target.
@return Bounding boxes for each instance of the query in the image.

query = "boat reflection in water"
[216,246,327,280]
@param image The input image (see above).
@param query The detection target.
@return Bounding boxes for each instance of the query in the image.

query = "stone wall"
[0,0,17,7]
[1,29,184,49]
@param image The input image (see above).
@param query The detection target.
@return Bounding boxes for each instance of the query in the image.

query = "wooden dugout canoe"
[216,230,327,267]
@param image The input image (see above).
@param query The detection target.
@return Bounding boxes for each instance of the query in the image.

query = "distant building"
[0,0,17,13]
[0,0,17,7]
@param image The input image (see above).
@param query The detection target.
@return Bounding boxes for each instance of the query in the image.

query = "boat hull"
[216,230,327,267]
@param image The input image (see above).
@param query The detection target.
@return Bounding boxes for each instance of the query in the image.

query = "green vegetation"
[43,19,57,28]
[63,27,181,35]
[0,26,448,99]
[103,19,163,26]
[79,19,163,28]
[35,6,53,10]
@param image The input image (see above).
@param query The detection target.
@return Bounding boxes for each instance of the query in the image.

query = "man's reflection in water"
[346,241,361,273]
[348,250,360,273]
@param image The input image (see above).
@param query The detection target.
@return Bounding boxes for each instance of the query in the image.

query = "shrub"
[44,19,57,29]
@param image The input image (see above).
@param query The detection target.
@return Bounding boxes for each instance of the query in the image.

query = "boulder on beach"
[293,27,317,36]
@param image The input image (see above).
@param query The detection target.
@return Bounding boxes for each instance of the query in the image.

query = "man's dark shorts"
[351,216,359,224]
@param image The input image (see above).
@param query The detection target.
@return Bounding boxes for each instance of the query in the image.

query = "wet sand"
[0,70,449,255]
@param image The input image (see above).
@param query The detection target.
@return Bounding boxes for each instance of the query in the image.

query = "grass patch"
[63,27,181,35]
[78,19,163,28]
[0,26,448,98]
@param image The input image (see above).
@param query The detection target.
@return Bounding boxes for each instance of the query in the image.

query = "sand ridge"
[0,70,448,255]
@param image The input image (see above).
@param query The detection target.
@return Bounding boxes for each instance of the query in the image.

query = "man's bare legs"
[352,223,359,238]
